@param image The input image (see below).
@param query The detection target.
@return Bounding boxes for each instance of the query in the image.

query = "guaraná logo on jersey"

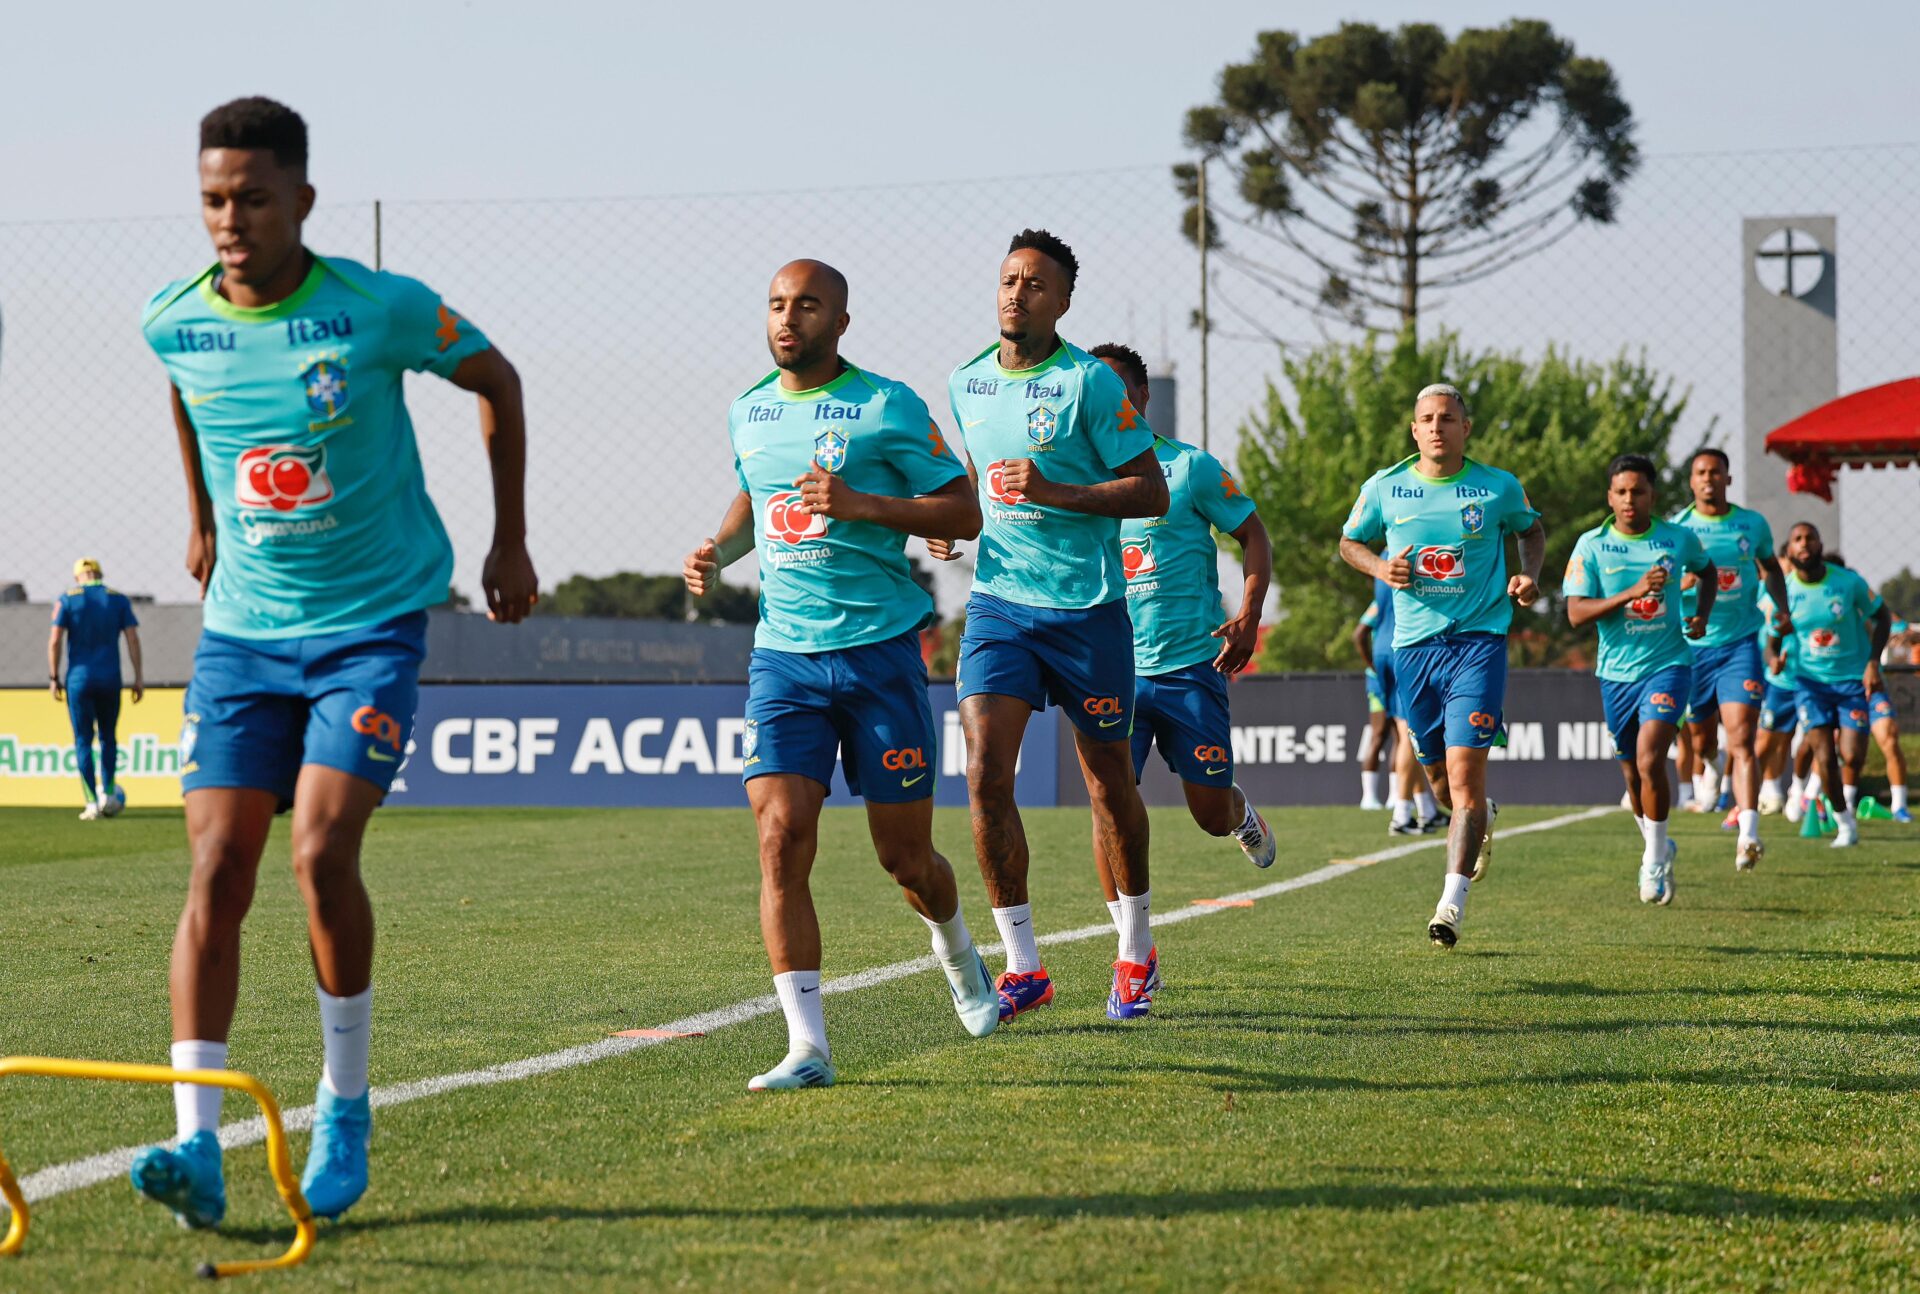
[1415,545,1466,582]
[1026,404,1057,446]
[1808,627,1839,654]
[1461,502,1485,534]
[236,445,334,512]
[1717,567,1742,591]
[301,357,350,419]
[1121,537,1157,580]
[985,460,1028,505]
[1625,593,1664,622]
[764,491,828,545]
[813,429,847,473]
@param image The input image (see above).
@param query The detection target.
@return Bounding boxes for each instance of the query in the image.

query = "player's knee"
[290,820,361,897]
[965,747,1017,801]
[186,837,257,928]
[754,808,813,868]
[875,845,933,890]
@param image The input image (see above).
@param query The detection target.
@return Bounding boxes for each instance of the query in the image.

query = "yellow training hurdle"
[0,1056,315,1278]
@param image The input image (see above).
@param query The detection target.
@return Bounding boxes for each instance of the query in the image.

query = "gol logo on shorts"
[1468,710,1498,731]
[881,747,927,771]
[1192,744,1228,763]
[1083,696,1124,717]
[1650,692,1677,710]
[352,706,404,751]
[1743,678,1765,696]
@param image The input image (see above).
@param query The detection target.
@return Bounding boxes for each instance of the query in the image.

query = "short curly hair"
[200,97,308,170]
[1007,228,1079,292]
[1089,342,1148,392]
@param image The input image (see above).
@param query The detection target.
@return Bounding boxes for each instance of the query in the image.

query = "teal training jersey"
[948,339,1156,610]
[1564,518,1710,683]
[1670,502,1775,647]
[1757,588,1797,682]
[731,363,965,653]
[1342,456,1541,649]
[143,254,489,639]
[1121,437,1258,673]
[1782,564,1883,685]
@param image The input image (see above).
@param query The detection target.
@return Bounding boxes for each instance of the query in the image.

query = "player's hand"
[132,681,144,703]
[1766,652,1784,677]
[795,466,867,521]
[925,537,963,562]
[1864,662,1885,694]
[1211,610,1260,675]
[1508,572,1541,608]
[1772,608,1793,636]
[482,538,539,624]
[1679,570,1699,592]
[1633,564,1669,598]
[186,527,216,600]
[1382,545,1416,590]
[49,679,61,702]
[1683,614,1708,639]
[684,539,721,595]
[999,458,1053,506]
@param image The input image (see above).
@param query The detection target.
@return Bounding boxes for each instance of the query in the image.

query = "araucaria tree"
[1177,20,1636,331]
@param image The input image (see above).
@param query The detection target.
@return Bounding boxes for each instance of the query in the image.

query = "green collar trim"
[1409,454,1476,485]
[1681,501,1739,523]
[774,362,862,402]
[1788,566,1830,588]
[1604,517,1660,542]
[198,254,327,322]
[993,339,1069,379]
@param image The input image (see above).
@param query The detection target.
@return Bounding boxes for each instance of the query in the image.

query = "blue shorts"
[1365,667,1385,714]
[1373,651,1400,720]
[1131,662,1233,786]
[1870,688,1898,726]
[1394,633,1507,763]
[65,679,123,751]
[1759,678,1799,732]
[1687,639,1766,715]
[1797,677,1872,732]
[181,612,428,808]
[743,630,936,803]
[1600,664,1692,760]
[957,591,1135,741]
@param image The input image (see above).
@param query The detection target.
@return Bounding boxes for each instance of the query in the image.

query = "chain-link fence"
[2,143,1915,622]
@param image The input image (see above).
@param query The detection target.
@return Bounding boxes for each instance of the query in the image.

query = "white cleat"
[747,1046,836,1092]
[1470,800,1499,883]
[77,801,102,821]
[1232,791,1277,869]
[1757,787,1785,816]
[942,948,1000,1038]
[1637,857,1662,904]
[1359,796,1385,811]
[1831,820,1859,849]
[1427,902,1462,948]
[1783,793,1805,824]
[1656,839,1678,905]
[1735,838,1763,872]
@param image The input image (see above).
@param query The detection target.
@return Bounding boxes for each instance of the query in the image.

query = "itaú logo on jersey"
[1121,537,1157,580]
[985,460,1028,505]
[1415,545,1465,582]
[763,491,828,545]
[236,445,334,512]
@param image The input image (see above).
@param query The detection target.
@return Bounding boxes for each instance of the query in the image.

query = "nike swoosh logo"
[1394,515,1417,524]
[740,447,765,459]
[799,985,818,994]
[1604,565,1627,574]
[1099,717,1124,728]
[186,390,226,407]
[902,773,926,787]
[367,746,398,763]
[331,1024,362,1034]
[1205,766,1227,776]
[964,418,987,428]
[1010,918,1029,928]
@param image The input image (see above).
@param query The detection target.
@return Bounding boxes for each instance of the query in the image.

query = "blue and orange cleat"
[301,1082,371,1220]
[1106,960,1154,1020]
[129,1129,226,1229]
[995,968,1054,1022]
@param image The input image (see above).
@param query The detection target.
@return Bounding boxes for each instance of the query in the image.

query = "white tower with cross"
[1741,216,1838,546]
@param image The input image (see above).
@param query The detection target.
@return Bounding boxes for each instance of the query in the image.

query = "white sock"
[1843,784,1859,811]
[1415,790,1437,819]
[922,906,976,965]
[1232,789,1260,839]
[1676,780,1695,808]
[317,985,372,1100]
[772,970,828,1059]
[1789,774,1805,798]
[1390,798,1412,826]
[170,1040,227,1141]
[1634,814,1649,843]
[1115,889,1152,965]
[1805,773,1823,806]
[1105,898,1123,934]
[1362,771,1384,802]
[1838,807,1858,832]
[992,903,1042,974]
[1737,809,1759,842]
[1893,786,1909,813]
[1644,817,1669,864]
[1440,871,1471,912]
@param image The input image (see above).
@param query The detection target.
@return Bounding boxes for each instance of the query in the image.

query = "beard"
[999,325,1028,342]
[772,335,832,373]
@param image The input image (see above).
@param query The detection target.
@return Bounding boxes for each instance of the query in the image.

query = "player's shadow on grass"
[1127,1058,1920,1095]
[1697,946,1920,963]
[1511,979,1920,1003]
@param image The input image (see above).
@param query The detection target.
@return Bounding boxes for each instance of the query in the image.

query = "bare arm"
[1005,448,1169,519]
[47,626,63,699]
[1687,561,1718,635]
[928,459,983,562]
[124,627,144,702]
[1353,620,1374,666]
[1212,511,1272,674]
[1340,539,1414,588]
[795,471,980,541]
[683,490,755,597]
[1865,604,1893,692]
[169,385,217,599]
[1758,555,1792,633]
[447,347,538,623]
[1568,564,1665,629]
[1508,520,1546,607]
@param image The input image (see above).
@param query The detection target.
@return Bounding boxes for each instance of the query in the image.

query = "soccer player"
[1092,342,1276,868]
[1356,574,1441,832]
[681,259,998,1091]
[1753,584,1800,816]
[930,230,1169,1020]
[1771,525,1891,848]
[130,98,538,1228]
[1355,583,1393,811]
[1670,448,1791,866]
[1564,455,1715,904]
[1829,555,1911,824]
[1338,383,1545,947]
[48,558,144,819]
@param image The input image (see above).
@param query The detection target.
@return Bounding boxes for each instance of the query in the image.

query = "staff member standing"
[48,557,144,819]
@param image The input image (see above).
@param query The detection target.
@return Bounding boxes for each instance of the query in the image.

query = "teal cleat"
[129,1129,226,1230]
[301,1083,371,1220]
[747,1047,836,1092]
[943,947,1000,1038]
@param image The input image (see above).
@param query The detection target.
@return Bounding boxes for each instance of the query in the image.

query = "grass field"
[2,801,1916,1292]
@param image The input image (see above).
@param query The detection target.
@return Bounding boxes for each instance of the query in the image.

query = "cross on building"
[1756,228,1824,297]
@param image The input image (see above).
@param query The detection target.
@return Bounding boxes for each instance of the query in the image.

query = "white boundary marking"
[16,805,1613,1206]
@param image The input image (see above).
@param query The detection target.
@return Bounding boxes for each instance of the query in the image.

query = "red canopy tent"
[1764,376,1920,501]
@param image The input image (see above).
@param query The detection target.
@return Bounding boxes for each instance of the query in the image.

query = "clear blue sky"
[3,1,1915,220]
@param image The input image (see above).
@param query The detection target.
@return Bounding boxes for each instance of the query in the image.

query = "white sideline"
[16,805,1614,1206]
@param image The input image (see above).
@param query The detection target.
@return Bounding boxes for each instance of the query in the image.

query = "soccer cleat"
[300,1083,371,1219]
[77,800,102,821]
[1106,959,1154,1020]
[1735,837,1763,872]
[100,787,126,818]
[1783,792,1805,824]
[1831,818,1859,848]
[1637,857,1662,904]
[1655,838,1678,906]
[1388,816,1420,836]
[1232,796,1277,868]
[1720,806,1740,831]
[1758,786,1786,816]
[1415,808,1450,835]
[1470,800,1499,883]
[995,968,1055,1022]
[1895,808,1914,825]
[1142,945,1161,994]
[1716,789,1736,813]
[943,947,1000,1038]
[129,1129,226,1230]
[1427,902,1461,948]
[747,1046,836,1092]
[1359,795,1385,811]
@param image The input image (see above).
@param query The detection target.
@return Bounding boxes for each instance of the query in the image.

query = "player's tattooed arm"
[1864,602,1892,693]
[449,349,539,624]
[927,460,982,562]
[1685,561,1719,637]
[794,471,980,542]
[1340,539,1413,589]
[1758,555,1793,634]
[1213,512,1272,675]
[1507,520,1546,608]
[1003,447,1168,518]
[169,384,218,600]
[686,491,755,596]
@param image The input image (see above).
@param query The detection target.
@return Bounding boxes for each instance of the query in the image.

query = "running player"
[1754,583,1799,815]
[682,259,998,1091]
[1829,555,1910,824]
[130,98,538,1228]
[932,229,1169,1021]
[1356,574,1441,833]
[1771,524,1891,848]
[1670,448,1790,866]
[1339,383,1545,947]
[48,558,144,819]
[1565,455,1715,904]
[1092,342,1277,869]
[1356,591,1393,811]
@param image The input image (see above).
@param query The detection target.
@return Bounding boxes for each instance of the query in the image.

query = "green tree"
[534,571,759,624]
[1875,567,1920,622]
[1238,328,1695,670]
[1178,20,1636,331]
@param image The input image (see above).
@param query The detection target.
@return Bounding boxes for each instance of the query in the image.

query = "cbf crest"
[813,429,848,473]
[1460,501,1485,535]
[742,719,759,760]
[302,356,350,420]
[1026,404,1057,446]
